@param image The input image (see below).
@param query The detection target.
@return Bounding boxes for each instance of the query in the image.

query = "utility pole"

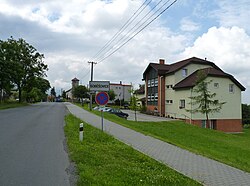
[88,61,97,110]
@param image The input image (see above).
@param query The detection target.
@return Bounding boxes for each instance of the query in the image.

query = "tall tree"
[0,40,14,101]
[24,77,51,102]
[187,71,226,128]
[108,90,116,102]
[0,37,48,102]
[72,85,88,100]
[242,104,250,125]
[50,87,56,97]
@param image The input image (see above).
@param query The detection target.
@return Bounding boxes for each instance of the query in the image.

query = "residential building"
[142,57,245,132]
[110,81,132,103]
[134,84,145,107]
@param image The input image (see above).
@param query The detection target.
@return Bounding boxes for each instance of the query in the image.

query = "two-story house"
[110,81,132,103]
[143,57,245,132]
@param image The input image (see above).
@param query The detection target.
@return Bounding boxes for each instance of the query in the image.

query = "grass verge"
[76,103,250,173]
[0,102,29,110]
[64,114,200,185]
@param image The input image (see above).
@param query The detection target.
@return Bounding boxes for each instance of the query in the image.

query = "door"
[202,120,206,128]
[211,120,217,130]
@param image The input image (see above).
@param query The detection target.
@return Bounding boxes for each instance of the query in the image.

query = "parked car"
[93,106,112,112]
[108,108,129,119]
[123,104,130,109]
[99,107,112,112]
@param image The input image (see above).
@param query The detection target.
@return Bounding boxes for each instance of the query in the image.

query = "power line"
[91,0,152,61]
[95,0,167,62]
[97,0,177,64]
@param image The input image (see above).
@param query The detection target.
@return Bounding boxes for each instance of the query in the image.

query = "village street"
[0,103,74,186]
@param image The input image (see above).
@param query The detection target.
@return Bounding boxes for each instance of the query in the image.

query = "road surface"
[0,102,74,186]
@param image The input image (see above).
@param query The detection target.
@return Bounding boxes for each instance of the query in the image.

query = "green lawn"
[64,114,200,185]
[77,103,250,173]
[0,102,29,110]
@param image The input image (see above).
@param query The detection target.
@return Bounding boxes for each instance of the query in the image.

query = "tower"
[71,77,79,89]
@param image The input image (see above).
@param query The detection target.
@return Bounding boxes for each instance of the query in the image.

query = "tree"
[0,40,14,102]
[50,87,56,97]
[62,90,66,99]
[242,104,250,125]
[0,37,48,102]
[72,85,88,100]
[130,84,140,121]
[187,70,226,128]
[108,90,116,102]
[24,77,50,102]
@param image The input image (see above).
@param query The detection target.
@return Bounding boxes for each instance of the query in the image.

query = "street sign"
[95,92,109,106]
[89,81,110,92]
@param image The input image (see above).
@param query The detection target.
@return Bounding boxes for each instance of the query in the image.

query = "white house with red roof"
[143,57,245,132]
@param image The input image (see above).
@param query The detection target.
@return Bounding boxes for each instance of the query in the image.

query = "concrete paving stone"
[65,103,250,186]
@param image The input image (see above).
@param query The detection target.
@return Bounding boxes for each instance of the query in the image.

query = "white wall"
[171,76,242,120]
[164,63,242,120]
[110,84,131,102]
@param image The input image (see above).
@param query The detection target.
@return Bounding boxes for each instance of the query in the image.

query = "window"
[154,78,158,86]
[155,93,158,101]
[151,79,154,87]
[229,84,234,93]
[179,99,185,109]
[147,80,151,87]
[166,100,173,104]
[182,68,188,77]
[166,85,173,89]
[147,95,151,101]
[214,83,219,88]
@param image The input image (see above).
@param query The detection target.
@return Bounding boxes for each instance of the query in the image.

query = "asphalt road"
[0,102,74,186]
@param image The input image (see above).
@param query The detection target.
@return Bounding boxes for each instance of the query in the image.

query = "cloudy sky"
[0,0,250,103]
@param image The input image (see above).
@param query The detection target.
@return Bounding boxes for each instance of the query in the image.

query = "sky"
[0,0,250,103]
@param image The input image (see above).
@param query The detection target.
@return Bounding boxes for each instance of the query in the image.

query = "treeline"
[0,37,50,103]
[242,104,250,125]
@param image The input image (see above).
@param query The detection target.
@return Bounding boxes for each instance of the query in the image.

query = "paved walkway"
[65,103,250,186]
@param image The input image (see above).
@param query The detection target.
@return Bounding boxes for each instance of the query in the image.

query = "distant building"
[135,84,145,107]
[110,81,132,103]
[143,57,245,132]
[66,77,79,99]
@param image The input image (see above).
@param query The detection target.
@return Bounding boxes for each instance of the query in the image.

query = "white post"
[79,123,83,141]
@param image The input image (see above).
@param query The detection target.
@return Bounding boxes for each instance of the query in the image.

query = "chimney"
[159,59,165,65]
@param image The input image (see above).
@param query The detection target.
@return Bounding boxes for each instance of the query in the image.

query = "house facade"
[143,57,245,132]
[110,81,132,103]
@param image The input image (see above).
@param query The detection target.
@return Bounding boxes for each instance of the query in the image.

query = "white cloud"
[181,26,250,103]
[180,17,200,32]
[214,0,250,32]
[1,0,249,103]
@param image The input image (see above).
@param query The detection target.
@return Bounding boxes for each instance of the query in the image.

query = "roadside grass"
[64,114,200,186]
[0,102,29,110]
[75,103,250,173]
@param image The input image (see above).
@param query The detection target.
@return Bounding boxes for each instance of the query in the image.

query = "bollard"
[79,123,83,141]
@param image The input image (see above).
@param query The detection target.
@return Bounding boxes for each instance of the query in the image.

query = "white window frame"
[214,83,219,89]
[179,99,185,109]
[182,68,188,77]
[151,79,154,87]
[148,80,151,87]
[166,100,173,104]
[154,93,158,101]
[154,78,158,86]
[229,84,234,93]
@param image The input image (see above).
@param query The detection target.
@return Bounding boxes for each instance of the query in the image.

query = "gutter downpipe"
[159,76,161,116]
[190,88,193,124]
